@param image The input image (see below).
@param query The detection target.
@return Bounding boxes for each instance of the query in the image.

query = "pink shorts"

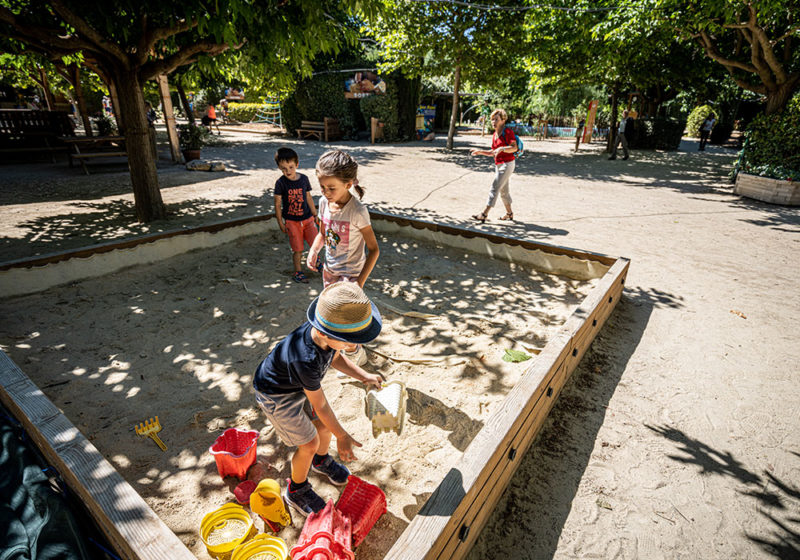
[286,217,318,252]
[322,268,358,288]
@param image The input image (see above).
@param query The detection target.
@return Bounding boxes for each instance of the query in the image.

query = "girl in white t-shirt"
[307,150,380,288]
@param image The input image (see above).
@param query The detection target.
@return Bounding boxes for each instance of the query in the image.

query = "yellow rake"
[134,416,167,451]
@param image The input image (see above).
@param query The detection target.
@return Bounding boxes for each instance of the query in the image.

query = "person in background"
[699,114,716,151]
[575,117,585,152]
[609,109,633,160]
[470,108,518,223]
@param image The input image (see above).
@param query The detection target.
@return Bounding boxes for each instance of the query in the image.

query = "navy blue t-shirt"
[274,173,313,221]
[254,323,336,395]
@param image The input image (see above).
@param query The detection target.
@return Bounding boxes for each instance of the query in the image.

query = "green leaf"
[502,349,532,363]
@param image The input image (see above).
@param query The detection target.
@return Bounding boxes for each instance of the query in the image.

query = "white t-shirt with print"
[318,195,371,277]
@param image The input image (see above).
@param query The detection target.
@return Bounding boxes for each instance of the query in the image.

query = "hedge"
[736,93,800,181]
[225,103,263,123]
[359,79,400,141]
[686,104,715,137]
[629,117,685,150]
[290,74,357,137]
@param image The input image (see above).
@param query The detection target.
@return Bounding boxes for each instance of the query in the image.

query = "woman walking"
[470,108,517,223]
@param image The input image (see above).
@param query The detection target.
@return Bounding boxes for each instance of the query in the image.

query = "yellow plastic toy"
[134,416,167,451]
[250,479,291,530]
[231,534,289,560]
[200,503,256,560]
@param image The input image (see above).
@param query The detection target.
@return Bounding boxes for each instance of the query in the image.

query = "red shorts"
[285,217,318,252]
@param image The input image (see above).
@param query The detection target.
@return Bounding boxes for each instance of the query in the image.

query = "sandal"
[499,212,514,221]
[472,212,488,223]
[293,271,309,284]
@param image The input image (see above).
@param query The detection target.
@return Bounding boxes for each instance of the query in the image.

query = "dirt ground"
[1,128,799,559]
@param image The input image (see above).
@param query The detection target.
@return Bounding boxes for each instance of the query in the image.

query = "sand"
[1,129,798,559]
[0,227,596,558]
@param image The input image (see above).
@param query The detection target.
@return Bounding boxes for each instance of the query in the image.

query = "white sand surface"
[0,228,596,558]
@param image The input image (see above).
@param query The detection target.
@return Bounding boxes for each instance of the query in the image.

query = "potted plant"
[178,123,208,162]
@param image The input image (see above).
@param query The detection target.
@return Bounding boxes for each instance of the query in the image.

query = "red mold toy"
[208,428,259,480]
[290,500,354,560]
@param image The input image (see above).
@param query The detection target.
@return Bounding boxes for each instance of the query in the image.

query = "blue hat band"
[315,310,372,334]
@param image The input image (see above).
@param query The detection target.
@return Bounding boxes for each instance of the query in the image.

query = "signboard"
[582,100,598,143]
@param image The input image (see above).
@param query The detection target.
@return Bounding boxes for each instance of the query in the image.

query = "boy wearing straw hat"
[253,282,383,517]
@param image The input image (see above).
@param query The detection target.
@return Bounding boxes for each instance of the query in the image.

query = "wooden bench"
[61,135,127,175]
[296,117,341,142]
[0,109,74,162]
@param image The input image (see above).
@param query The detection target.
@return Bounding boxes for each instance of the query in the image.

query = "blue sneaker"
[311,455,350,486]
[283,479,325,517]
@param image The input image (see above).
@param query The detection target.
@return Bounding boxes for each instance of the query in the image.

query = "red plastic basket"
[208,428,259,480]
[335,475,387,548]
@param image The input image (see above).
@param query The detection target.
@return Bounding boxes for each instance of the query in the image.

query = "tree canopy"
[0,0,381,221]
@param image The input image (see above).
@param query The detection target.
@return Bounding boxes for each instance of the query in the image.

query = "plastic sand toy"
[200,503,256,559]
[209,428,259,480]
[335,475,387,548]
[290,500,354,560]
[250,478,292,532]
[234,480,257,505]
[134,416,167,451]
[364,381,407,438]
[231,534,289,560]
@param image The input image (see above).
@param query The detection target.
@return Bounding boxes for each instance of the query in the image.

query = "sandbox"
[0,212,628,559]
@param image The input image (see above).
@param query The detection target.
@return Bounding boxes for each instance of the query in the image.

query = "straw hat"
[307,282,382,344]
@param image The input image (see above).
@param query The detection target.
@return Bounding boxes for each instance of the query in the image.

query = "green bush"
[629,117,685,150]
[291,74,356,137]
[736,94,800,180]
[282,96,302,135]
[686,104,716,137]
[225,103,262,123]
[359,81,400,141]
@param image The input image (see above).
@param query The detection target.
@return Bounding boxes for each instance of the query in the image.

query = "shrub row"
[225,103,262,123]
[736,93,800,181]
[630,118,685,150]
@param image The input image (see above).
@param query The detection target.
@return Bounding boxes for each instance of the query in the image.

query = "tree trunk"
[765,76,800,115]
[112,69,166,222]
[607,84,619,153]
[176,82,195,124]
[69,64,93,136]
[446,64,461,150]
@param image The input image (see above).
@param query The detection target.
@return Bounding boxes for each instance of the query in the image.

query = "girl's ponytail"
[352,178,365,200]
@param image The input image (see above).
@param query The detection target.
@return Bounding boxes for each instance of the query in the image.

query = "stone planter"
[735,172,800,206]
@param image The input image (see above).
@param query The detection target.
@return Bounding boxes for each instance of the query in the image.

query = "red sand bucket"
[209,428,259,480]
[335,475,387,548]
[290,500,354,560]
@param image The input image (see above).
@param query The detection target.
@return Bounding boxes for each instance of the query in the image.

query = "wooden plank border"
[0,211,629,559]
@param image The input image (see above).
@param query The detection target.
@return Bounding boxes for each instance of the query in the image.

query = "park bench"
[296,117,341,142]
[0,109,74,163]
[61,135,128,175]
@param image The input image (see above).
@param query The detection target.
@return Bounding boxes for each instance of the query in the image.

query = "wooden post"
[69,64,93,137]
[108,81,125,134]
[157,75,182,164]
[38,67,55,110]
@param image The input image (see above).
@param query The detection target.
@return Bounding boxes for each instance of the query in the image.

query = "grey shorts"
[255,390,319,447]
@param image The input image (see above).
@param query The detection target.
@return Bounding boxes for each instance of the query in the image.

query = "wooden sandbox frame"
[0,211,629,560]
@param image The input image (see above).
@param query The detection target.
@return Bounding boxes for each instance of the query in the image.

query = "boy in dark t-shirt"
[274,147,319,283]
[253,282,383,517]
